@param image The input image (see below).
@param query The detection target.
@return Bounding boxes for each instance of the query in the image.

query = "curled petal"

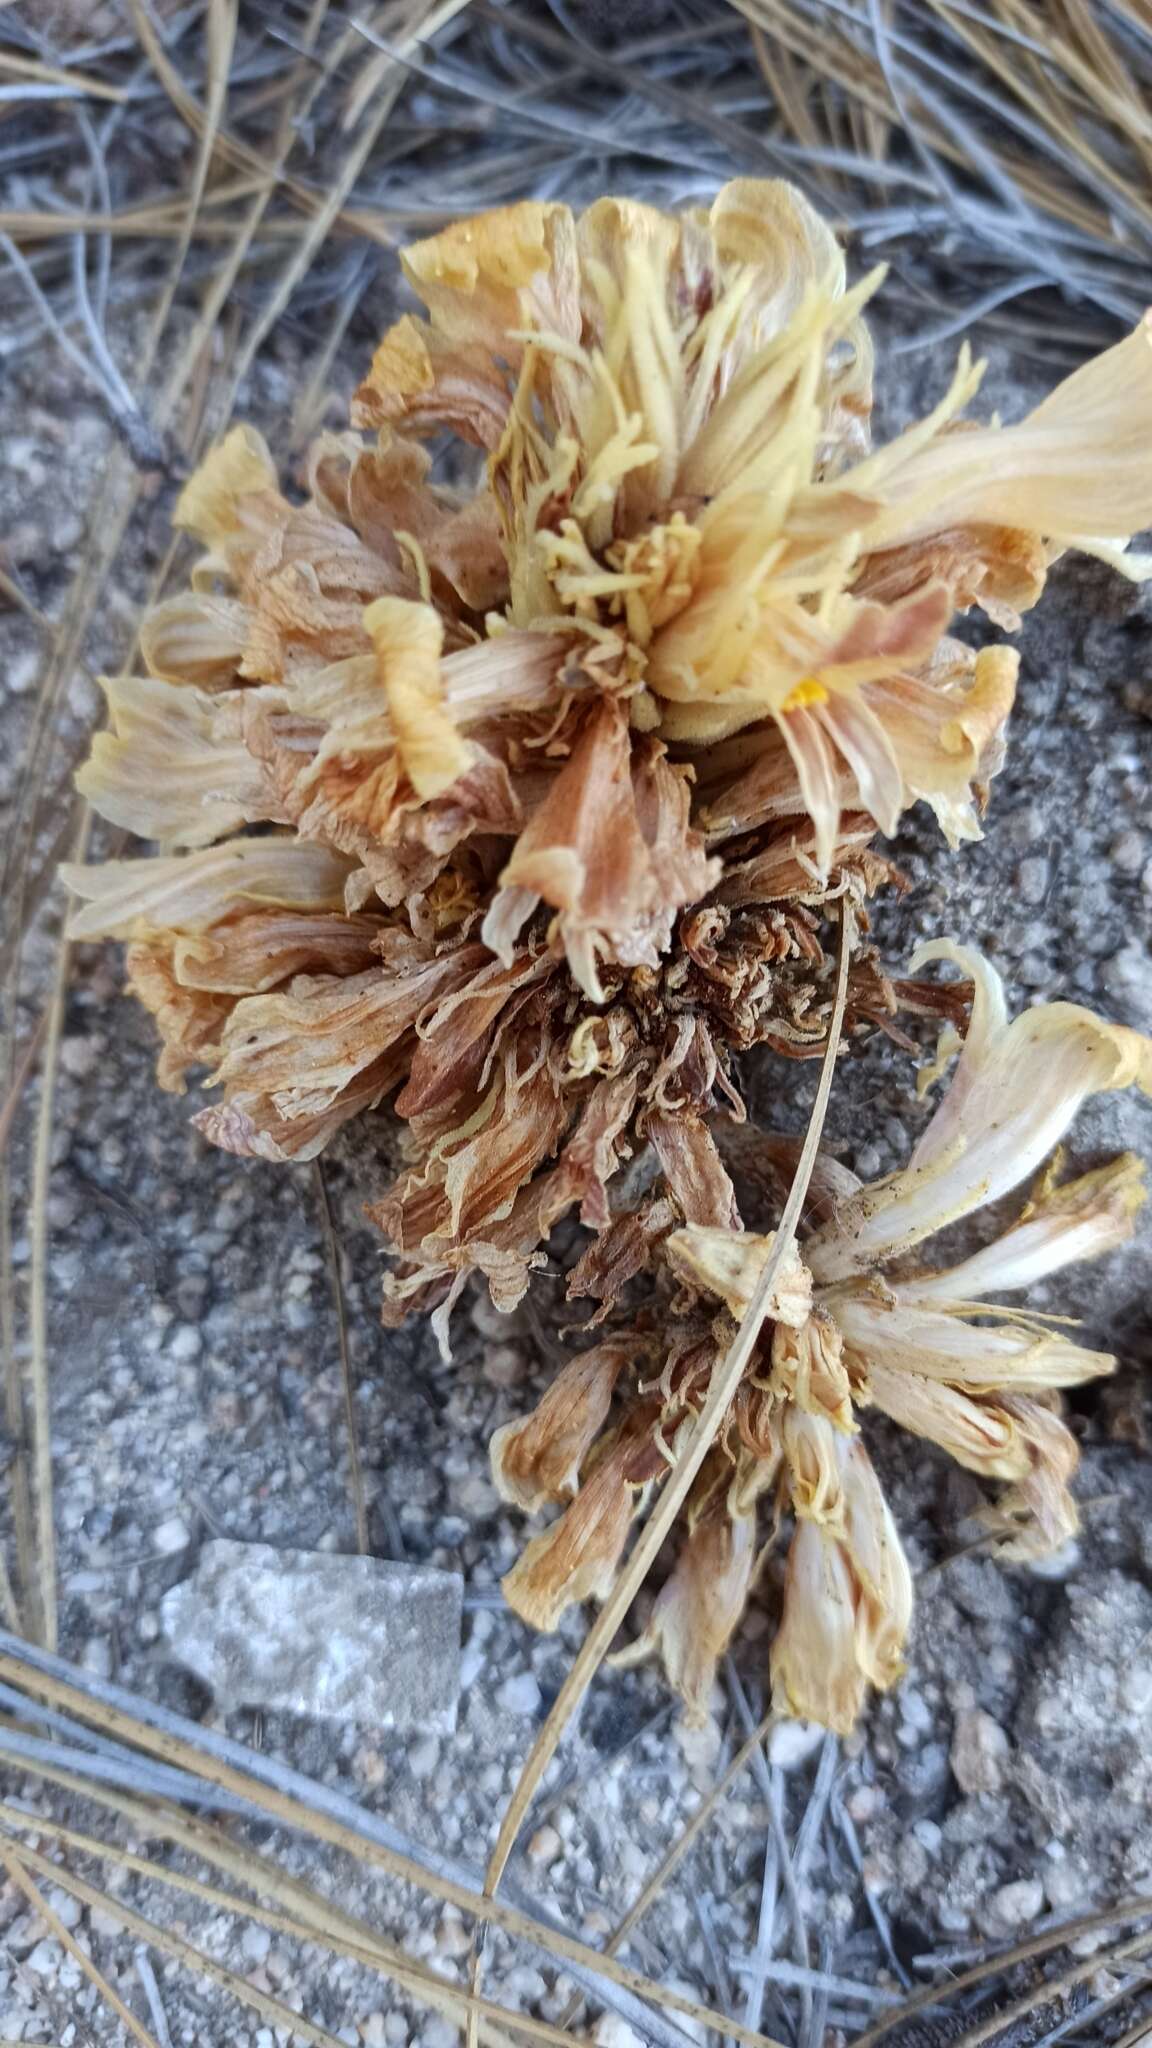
[483,703,716,1001]
[125,943,231,1093]
[490,1341,629,1512]
[76,675,265,849]
[864,1362,1031,1481]
[211,947,484,1121]
[193,1053,404,1163]
[979,1397,1082,1560]
[172,911,382,994]
[664,1221,813,1326]
[859,643,1018,848]
[62,839,355,941]
[648,1110,742,1231]
[500,1430,650,1633]
[619,1496,759,1724]
[174,424,279,546]
[362,596,471,800]
[834,1288,1114,1392]
[807,941,1152,1280]
[907,1150,1147,1301]
[782,1407,845,1524]
[140,593,249,690]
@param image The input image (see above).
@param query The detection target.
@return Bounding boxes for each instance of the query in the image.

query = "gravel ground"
[1,296,1151,2046]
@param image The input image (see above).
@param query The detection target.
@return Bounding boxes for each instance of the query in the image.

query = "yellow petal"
[489,1343,628,1513]
[61,839,354,941]
[75,675,260,849]
[808,940,1152,1280]
[362,596,471,800]
[174,424,278,547]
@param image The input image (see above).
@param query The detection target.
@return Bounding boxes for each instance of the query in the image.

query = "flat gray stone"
[161,1541,462,1731]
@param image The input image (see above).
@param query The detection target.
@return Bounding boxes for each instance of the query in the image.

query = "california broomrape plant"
[66,180,1152,1729]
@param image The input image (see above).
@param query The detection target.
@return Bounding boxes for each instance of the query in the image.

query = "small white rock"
[768,1717,825,1770]
[153,1516,191,1555]
[495,1671,541,1717]
[595,2016,645,2048]
[990,1877,1044,1929]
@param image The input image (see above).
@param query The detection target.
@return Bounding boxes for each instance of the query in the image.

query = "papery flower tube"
[63,180,1152,1723]
[495,948,1148,1730]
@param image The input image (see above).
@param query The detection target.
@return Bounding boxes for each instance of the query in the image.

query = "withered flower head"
[64,181,1152,1725]
[510,946,1148,1730]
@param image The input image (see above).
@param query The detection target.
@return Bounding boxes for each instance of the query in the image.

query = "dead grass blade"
[0,1837,160,2048]
[0,1802,580,2048]
[482,904,856,1899]
[852,1898,1152,2046]
[0,1631,783,2048]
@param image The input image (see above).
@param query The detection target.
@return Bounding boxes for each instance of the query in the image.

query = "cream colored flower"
[62,183,1152,1725]
[501,946,1148,1728]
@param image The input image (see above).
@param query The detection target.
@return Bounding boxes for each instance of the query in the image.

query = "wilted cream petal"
[362,596,472,800]
[864,1362,1031,1481]
[619,1493,758,1723]
[664,1221,813,1326]
[140,593,249,690]
[907,1151,1147,1301]
[839,1436,912,1692]
[807,941,1152,1279]
[174,424,279,547]
[833,1287,1114,1392]
[490,1342,629,1512]
[866,313,1152,552]
[76,675,263,849]
[771,1428,912,1732]
[62,839,355,941]
[770,1516,865,1735]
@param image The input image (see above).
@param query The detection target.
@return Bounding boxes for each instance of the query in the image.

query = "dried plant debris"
[65,180,1152,1730]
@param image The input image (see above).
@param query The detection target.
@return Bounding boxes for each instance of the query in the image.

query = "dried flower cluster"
[67,181,1152,1727]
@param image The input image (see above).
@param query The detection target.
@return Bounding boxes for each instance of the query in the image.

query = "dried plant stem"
[599,1709,778,1961]
[0,1803,584,2048]
[26,816,90,1651]
[0,1633,780,2048]
[0,1829,354,2048]
[852,1903,1152,2046]
[0,1836,161,2048]
[484,903,856,1899]
[943,1930,1152,2048]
